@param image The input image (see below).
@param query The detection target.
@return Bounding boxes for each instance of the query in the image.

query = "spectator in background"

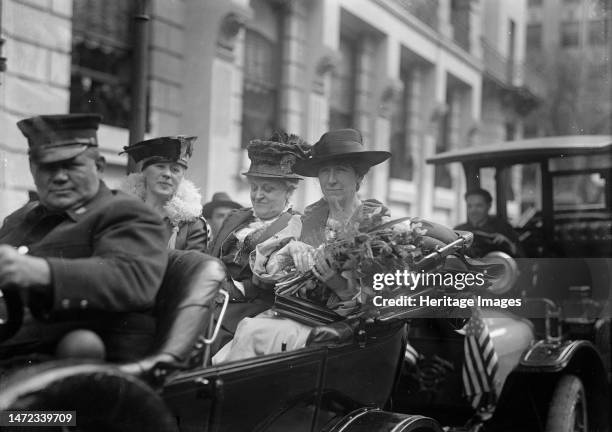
[454,188,521,257]
[202,192,242,240]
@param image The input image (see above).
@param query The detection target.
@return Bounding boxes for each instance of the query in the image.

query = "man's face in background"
[466,194,490,227]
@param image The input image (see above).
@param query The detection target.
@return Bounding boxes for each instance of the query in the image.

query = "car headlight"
[482,251,519,295]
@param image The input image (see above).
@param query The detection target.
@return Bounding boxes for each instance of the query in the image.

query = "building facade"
[0,0,539,226]
[525,0,610,136]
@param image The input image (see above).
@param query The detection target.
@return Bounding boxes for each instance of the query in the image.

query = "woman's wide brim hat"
[120,135,196,169]
[293,128,391,177]
[242,132,310,180]
[202,192,242,218]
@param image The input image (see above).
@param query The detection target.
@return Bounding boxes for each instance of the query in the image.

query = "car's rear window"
[553,173,606,211]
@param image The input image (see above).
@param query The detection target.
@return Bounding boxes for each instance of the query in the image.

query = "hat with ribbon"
[293,128,391,177]
[243,132,310,180]
[120,135,196,169]
[202,192,242,218]
[17,113,102,164]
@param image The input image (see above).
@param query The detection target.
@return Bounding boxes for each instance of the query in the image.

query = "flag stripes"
[462,306,500,410]
[404,342,419,366]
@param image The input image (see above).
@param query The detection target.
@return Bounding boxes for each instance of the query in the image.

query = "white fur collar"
[120,173,203,226]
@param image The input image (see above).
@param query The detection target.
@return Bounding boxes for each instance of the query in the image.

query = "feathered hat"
[243,132,311,180]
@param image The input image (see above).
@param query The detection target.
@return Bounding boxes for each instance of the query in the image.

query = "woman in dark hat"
[286,128,393,309]
[207,132,309,352]
[119,135,209,252]
[214,129,392,363]
[215,129,481,363]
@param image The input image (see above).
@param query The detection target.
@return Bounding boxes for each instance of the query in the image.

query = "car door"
[162,347,327,432]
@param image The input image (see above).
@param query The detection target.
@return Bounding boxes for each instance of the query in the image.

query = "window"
[588,19,608,45]
[329,37,357,130]
[241,27,281,148]
[560,21,580,47]
[553,173,606,210]
[393,0,439,30]
[390,66,416,181]
[507,19,516,80]
[588,62,609,81]
[450,0,471,52]
[528,0,542,6]
[527,24,542,50]
[70,0,138,128]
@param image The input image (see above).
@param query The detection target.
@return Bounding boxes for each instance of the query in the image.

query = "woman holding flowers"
[279,128,395,312]
[213,129,398,363]
[214,131,487,365]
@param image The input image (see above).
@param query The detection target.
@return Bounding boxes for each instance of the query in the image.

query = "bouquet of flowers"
[274,208,429,305]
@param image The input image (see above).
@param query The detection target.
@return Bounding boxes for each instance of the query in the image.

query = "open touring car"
[0,135,610,431]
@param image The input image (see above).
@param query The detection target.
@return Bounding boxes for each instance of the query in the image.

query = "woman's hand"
[288,241,315,273]
[311,249,335,281]
[312,249,356,301]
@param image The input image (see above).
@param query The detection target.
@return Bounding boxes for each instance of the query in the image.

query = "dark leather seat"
[121,249,225,376]
[306,320,356,347]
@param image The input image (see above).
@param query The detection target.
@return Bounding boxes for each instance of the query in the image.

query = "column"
[182,0,251,201]
[301,0,340,209]
[371,36,401,204]
[279,1,307,134]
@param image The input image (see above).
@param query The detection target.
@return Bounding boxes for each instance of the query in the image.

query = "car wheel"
[0,362,178,432]
[545,375,588,432]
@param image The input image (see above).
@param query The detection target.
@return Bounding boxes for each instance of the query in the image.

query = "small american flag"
[404,342,419,366]
[462,305,500,410]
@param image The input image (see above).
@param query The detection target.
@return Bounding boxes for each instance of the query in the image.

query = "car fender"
[518,339,604,372]
[488,339,609,432]
[328,407,443,432]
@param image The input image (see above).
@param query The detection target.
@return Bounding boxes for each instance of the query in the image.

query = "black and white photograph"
[0,0,611,430]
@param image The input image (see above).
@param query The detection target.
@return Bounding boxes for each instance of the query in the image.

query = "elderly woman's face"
[318,163,359,205]
[249,177,291,220]
[143,162,185,200]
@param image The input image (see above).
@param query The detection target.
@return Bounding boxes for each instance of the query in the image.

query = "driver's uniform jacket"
[0,181,168,361]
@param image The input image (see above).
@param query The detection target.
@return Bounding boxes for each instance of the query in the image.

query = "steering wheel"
[469,230,516,257]
[0,287,24,342]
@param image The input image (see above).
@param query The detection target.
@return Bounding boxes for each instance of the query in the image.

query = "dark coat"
[208,208,275,296]
[207,207,296,353]
[209,207,297,287]
[454,216,522,257]
[208,208,254,259]
[0,182,168,361]
[168,217,209,252]
[300,198,388,247]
